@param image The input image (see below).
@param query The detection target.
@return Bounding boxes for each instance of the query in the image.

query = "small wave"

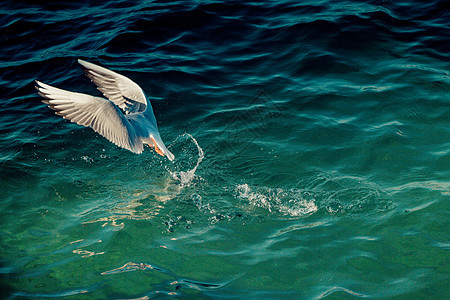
[235,184,318,217]
[101,262,164,275]
[73,249,104,258]
[316,286,368,298]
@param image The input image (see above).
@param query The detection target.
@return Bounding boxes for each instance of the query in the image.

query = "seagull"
[36,59,174,161]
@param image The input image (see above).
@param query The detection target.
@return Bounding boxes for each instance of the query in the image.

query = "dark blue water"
[1,0,449,298]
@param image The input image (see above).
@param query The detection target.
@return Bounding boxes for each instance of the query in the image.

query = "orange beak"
[151,137,165,157]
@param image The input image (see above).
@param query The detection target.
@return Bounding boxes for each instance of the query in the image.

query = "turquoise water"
[1,0,449,298]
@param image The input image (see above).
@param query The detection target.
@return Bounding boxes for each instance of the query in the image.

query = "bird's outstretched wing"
[36,80,144,153]
[78,59,147,114]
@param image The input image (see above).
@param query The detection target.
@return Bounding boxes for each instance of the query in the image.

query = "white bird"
[36,59,174,161]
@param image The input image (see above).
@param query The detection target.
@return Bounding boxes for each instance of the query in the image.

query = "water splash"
[169,133,204,187]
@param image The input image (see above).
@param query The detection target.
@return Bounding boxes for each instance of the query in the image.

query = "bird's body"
[36,59,174,161]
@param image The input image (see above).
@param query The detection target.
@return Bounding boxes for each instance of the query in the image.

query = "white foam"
[235,184,318,217]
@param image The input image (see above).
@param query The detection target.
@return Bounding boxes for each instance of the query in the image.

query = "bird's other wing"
[36,80,144,154]
[78,59,148,114]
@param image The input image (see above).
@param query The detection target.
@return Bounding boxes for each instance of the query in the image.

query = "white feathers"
[77,59,147,114]
[36,80,144,154]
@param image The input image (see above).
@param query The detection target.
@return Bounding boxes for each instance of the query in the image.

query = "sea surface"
[1,0,449,298]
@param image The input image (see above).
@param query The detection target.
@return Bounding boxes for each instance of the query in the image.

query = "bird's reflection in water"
[82,134,203,229]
